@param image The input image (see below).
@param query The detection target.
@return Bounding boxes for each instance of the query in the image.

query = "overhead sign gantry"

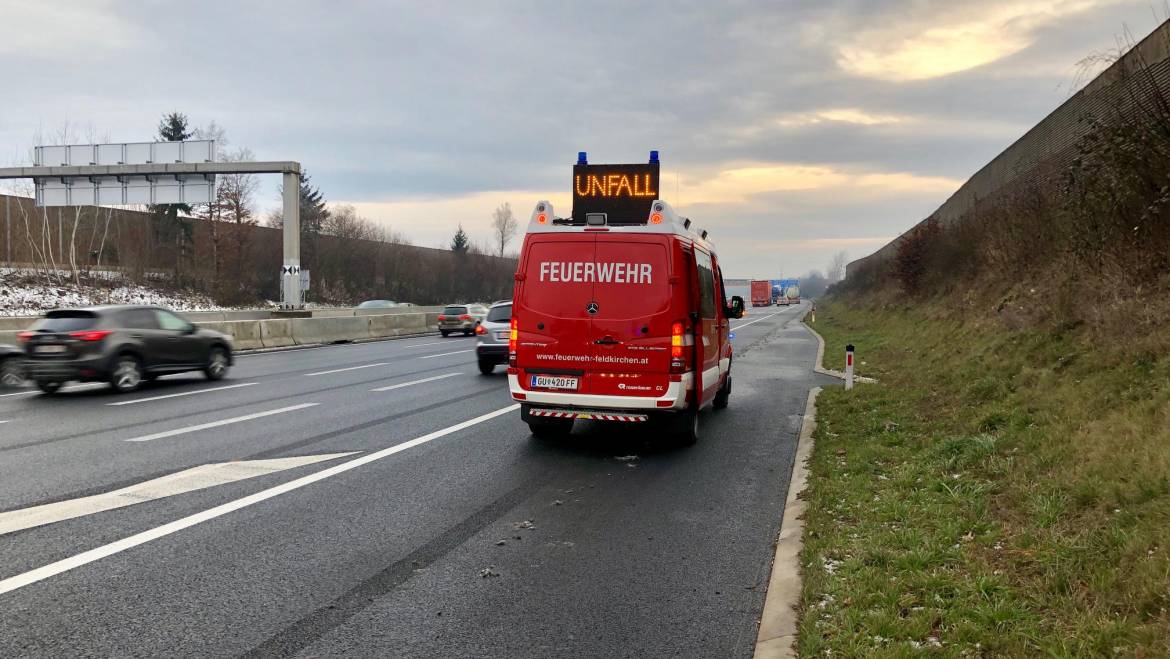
[0,140,305,310]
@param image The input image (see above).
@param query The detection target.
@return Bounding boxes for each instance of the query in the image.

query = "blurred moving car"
[438,303,488,337]
[356,300,398,309]
[19,305,234,394]
[0,344,24,388]
[475,301,511,374]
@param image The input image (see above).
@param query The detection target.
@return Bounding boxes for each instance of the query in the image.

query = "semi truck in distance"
[750,280,771,307]
[785,284,801,304]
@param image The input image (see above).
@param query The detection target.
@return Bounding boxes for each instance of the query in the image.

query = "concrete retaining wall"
[0,312,440,350]
[846,19,1170,280]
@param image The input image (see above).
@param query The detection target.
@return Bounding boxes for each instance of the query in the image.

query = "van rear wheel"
[713,375,731,410]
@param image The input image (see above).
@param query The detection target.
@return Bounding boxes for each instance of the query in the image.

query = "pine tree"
[451,224,470,253]
[158,112,192,142]
[297,172,329,271]
[151,112,194,282]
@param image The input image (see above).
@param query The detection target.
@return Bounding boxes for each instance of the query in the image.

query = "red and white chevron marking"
[530,409,648,422]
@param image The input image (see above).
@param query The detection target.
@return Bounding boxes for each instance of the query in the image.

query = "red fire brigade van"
[508,167,745,444]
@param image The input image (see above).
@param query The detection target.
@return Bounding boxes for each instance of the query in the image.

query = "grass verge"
[797,301,1170,657]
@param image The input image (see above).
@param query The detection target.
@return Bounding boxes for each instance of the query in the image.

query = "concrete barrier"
[260,319,295,348]
[290,316,370,345]
[201,320,265,350]
[0,317,33,331]
[0,310,439,351]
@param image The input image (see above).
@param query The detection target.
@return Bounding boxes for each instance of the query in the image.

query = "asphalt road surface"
[0,302,837,658]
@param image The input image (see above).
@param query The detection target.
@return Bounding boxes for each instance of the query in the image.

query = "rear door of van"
[587,234,675,398]
[515,234,596,387]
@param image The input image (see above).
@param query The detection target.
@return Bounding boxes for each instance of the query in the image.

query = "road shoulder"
[754,386,821,659]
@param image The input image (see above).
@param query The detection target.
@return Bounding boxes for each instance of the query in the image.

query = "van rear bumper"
[508,372,691,410]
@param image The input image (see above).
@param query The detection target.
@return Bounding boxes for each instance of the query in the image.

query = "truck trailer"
[750,280,771,307]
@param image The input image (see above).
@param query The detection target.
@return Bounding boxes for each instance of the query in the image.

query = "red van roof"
[524,199,715,250]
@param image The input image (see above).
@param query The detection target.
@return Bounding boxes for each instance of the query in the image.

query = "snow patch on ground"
[0,271,225,317]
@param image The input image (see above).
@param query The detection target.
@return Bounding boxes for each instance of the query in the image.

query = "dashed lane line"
[107,382,259,406]
[124,403,319,443]
[370,372,462,392]
[419,349,474,360]
[303,363,389,377]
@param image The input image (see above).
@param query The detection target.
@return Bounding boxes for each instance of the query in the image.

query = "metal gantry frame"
[0,161,305,309]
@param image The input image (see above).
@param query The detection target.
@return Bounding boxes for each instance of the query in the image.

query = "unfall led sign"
[572,163,660,223]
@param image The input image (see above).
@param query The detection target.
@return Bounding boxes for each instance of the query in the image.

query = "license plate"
[495,331,509,340]
[35,345,67,354]
[531,375,578,390]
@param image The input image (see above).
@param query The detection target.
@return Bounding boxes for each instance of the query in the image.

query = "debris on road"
[553,499,564,506]
[513,520,536,530]
[480,568,499,578]
[615,455,639,462]
[495,539,507,546]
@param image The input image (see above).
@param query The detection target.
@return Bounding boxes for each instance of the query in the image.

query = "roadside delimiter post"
[845,343,854,390]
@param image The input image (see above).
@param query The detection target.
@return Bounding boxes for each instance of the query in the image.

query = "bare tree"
[827,250,848,283]
[491,202,518,257]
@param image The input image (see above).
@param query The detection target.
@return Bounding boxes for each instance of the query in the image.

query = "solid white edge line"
[124,403,318,442]
[419,349,474,359]
[369,372,462,392]
[0,403,520,597]
[303,362,388,377]
[107,382,259,406]
[0,452,360,536]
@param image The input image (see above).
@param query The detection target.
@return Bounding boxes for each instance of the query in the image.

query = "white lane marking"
[402,339,470,348]
[0,390,35,398]
[107,382,259,406]
[0,403,520,596]
[732,312,781,330]
[303,363,389,377]
[124,403,318,443]
[0,382,107,398]
[0,453,358,536]
[370,372,462,392]
[419,349,474,360]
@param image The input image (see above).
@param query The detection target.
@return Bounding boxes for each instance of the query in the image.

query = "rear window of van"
[442,306,468,315]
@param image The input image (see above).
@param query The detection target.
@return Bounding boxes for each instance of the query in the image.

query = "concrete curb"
[800,320,877,384]
[754,386,821,659]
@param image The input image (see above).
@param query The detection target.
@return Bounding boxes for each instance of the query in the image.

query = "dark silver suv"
[20,305,234,394]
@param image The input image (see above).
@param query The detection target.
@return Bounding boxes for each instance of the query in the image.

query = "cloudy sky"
[0,0,1165,278]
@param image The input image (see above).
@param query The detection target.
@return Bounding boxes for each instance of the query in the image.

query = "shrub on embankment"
[839,55,1170,347]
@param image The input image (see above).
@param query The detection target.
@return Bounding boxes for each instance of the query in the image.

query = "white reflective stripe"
[719,357,731,374]
[701,365,720,385]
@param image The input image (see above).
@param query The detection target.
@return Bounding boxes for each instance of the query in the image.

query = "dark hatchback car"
[20,305,234,394]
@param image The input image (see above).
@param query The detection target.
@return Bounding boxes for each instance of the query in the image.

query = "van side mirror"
[726,296,745,319]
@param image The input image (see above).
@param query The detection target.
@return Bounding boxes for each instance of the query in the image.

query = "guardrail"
[0,311,443,350]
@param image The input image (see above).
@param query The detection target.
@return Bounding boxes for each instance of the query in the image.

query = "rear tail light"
[437,314,447,321]
[69,330,113,342]
[508,318,518,366]
[475,324,486,335]
[670,321,691,374]
[459,314,472,321]
[17,331,34,343]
